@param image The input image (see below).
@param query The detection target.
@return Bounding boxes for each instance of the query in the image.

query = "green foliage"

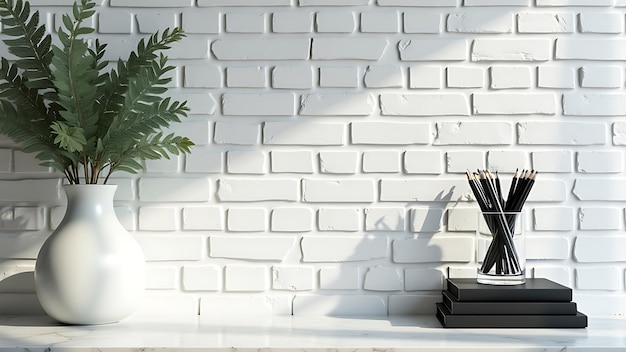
[0,0,193,184]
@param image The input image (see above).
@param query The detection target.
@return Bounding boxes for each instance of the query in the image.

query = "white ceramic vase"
[35,184,145,325]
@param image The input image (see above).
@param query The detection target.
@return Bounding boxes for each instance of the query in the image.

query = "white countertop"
[0,314,625,351]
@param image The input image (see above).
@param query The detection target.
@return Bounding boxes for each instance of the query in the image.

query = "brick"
[388,295,440,315]
[302,179,375,203]
[409,66,442,88]
[403,11,440,33]
[320,267,360,289]
[184,65,221,88]
[533,207,574,231]
[580,66,623,88]
[525,179,567,202]
[272,266,314,291]
[361,11,399,33]
[13,151,48,173]
[465,0,529,4]
[145,157,178,173]
[114,207,135,231]
[226,208,267,232]
[556,39,626,60]
[532,151,573,173]
[575,236,626,262]
[490,66,531,89]
[378,0,457,5]
[110,0,192,6]
[183,265,220,291]
[171,93,217,115]
[301,236,388,262]
[363,151,401,173]
[214,122,260,145]
[434,121,513,145]
[200,296,291,316]
[312,38,388,60]
[185,148,223,174]
[382,93,470,116]
[136,12,176,34]
[98,12,132,34]
[272,66,313,89]
[300,93,375,116]
[365,207,406,232]
[0,234,44,259]
[614,122,626,145]
[1,207,44,231]
[380,179,472,202]
[132,295,197,319]
[404,150,443,174]
[145,265,177,290]
[217,179,299,202]
[316,11,355,33]
[537,0,613,6]
[447,67,483,88]
[577,151,622,173]
[0,179,60,202]
[226,67,267,88]
[224,266,267,292]
[517,12,574,33]
[272,12,314,33]
[226,13,266,33]
[364,266,402,291]
[518,122,606,145]
[199,0,290,5]
[573,179,626,201]
[447,207,478,232]
[138,207,177,231]
[579,207,621,230]
[393,237,474,263]
[271,207,313,232]
[352,122,431,145]
[226,151,266,174]
[447,13,513,33]
[410,207,444,232]
[405,269,444,291]
[320,67,360,88]
[446,151,484,173]
[136,235,203,261]
[472,39,551,61]
[182,11,220,34]
[565,94,626,116]
[527,237,569,260]
[222,93,295,116]
[399,39,467,61]
[293,295,386,316]
[183,207,223,231]
[580,13,624,33]
[301,0,369,4]
[364,66,404,88]
[264,122,345,146]
[0,149,10,172]
[210,236,295,261]
[212,39,310,60]
[576,267,620,291]
[271,151,315,173]
[318,208,361,231]
[487,150,528,173]
[538,66,575,89]
[139,178,210,202]
[319,151,359,174]
[473,93,556,115]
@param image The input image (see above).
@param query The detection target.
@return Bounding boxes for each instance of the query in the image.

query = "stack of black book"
[436,278,587,328]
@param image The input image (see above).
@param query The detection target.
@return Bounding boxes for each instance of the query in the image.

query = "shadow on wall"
[0,210,46,316]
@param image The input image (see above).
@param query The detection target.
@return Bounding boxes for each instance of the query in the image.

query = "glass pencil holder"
[476,211,526,285]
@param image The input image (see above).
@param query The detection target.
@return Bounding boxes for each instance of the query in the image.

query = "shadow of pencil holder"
[476,211,526,285]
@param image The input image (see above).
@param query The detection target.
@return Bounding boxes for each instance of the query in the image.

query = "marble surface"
[0,314,625,351]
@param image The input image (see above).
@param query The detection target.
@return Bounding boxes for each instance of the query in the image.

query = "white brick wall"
[2,0,626,318]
